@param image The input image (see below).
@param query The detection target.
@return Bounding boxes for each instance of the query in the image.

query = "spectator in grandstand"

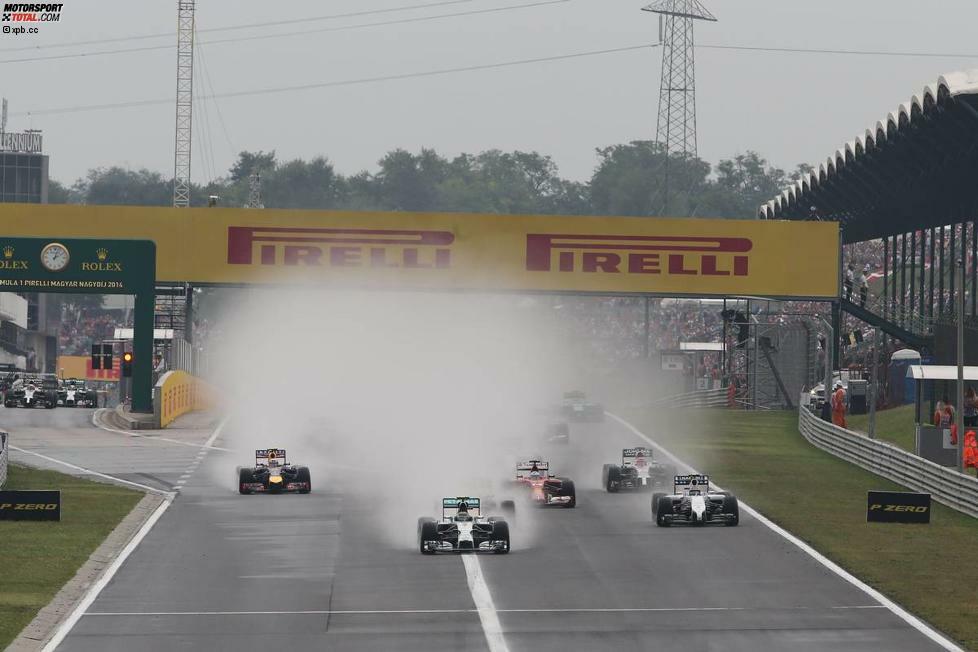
[964,387,977,428]
[844,264,854,302]
[934,397,946,426]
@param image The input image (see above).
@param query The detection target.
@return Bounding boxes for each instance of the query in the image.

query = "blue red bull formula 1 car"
[237,448,311,494]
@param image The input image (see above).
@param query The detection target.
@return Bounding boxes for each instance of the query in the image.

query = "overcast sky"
[5,0,978,187]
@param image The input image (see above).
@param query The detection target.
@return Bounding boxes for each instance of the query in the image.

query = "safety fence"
[653,387,728,409]
[0,430,7,488]
[154,370,217,428]
[798,403,978,519]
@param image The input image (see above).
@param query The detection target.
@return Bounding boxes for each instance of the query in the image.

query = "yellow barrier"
[157,371,214,428]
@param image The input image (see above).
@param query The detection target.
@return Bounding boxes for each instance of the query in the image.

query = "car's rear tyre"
[605,466,621,493]
[237,467,254,495]
[722,495,740,526]
[295,466,311,494]
[419,520,438,554]
[655,495,673,527]
[560,480,576,507]
[491,521,510,554]
[500,500,516,519]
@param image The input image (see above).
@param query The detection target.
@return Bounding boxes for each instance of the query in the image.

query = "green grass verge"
[848,404,916,452]
[0,465,142,648]
[621,408,978,651]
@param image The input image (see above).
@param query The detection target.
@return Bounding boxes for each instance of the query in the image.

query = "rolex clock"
[40,242,70,272]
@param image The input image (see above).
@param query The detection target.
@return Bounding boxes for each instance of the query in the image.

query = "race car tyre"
[605,466,621,493]
[560,480,576,507]
[237,467,254,495]
[651,492,665,518]
[722,495,740,526]
[46,402,56,409]
[419,521,438,555]
[295,466,312,494]
[491,521,510,554]
[3,401,12,408]
[655,495,673,527]
[500,500,516,519]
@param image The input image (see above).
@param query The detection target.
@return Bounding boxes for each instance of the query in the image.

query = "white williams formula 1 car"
[652,474,739,527]
[418,497,511,554]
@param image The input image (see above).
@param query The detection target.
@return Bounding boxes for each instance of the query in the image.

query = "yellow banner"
[0,204,839,298]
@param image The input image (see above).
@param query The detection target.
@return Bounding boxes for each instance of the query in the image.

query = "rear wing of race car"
[674,474,711,493]
[256,448,287,466]
[516,460,549,478]
[442,497,481,518]
[622,447,652,465]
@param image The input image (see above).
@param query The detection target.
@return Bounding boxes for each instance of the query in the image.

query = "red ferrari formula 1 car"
[511,460,576,508]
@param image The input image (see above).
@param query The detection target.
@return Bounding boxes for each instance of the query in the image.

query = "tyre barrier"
[798,403,978,519]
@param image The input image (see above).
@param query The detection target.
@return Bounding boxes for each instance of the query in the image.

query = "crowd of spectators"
[58,305,123,356]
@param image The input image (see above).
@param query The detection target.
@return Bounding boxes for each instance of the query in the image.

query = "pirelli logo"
[227,226,455,270]
[525,234,753,276]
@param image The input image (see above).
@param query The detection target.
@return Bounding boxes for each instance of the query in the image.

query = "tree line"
[49,142,810,219]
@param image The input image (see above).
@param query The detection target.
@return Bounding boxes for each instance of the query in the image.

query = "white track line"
[39,416,228,651]
[605,411,963,652]
[461,555,510,652]
[92,409,233,452]
[82,605,887,617]
[41,497,173,652]
[9,445,173,496]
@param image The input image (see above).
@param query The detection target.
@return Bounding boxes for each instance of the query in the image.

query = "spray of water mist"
[208,288,584,549]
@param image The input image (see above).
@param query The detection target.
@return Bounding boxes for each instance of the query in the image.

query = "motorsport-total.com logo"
[2,3,63,35]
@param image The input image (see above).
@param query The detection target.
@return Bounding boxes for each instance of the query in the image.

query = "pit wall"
[154,370,215,428]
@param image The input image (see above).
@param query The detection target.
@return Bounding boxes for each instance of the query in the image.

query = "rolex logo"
[96,248,109,261]
[2,246,13,259]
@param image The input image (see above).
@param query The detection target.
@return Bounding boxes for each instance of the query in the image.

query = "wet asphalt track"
[2,407,952,652]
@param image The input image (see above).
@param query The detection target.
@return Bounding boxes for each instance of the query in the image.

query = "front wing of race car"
[237,466,311,494]
[418,519,510,554]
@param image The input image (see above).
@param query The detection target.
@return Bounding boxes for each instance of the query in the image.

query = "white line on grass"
[461,555,510,652]
[605,411,963,652]
[9,446,173,496]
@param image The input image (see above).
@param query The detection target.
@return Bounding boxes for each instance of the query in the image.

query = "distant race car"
[5,375,58,409]
[602,447,675,492]
[560,390,604,422]
[237,448,311,494]
[652,474,739,527]
[543,421,570,445]
[511,460,576,507]
[58,379,97,407]
[418,497,510,554]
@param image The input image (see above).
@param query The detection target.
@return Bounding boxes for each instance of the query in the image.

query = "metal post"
[643,296,651,358]
[939,226,946,316]
[900,233,907,325]
[950,224,957,310]
[869,327,879,438]
[957,260,965,472]
[883,236,889,319]
[919,229,927,322]
[971,220,977,318]
[131,290,155,413]
[929,227,936,319]
[910,230,917,316]
[831,301,841,370]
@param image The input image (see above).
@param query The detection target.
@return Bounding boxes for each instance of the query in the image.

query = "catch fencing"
[798,403,978,518]
[0,430,8,488]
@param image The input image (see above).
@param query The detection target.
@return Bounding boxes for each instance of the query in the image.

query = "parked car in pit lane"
[652,474,739,527]
[418,497,510,554]
[57,379,97,407]
[602,447,675,492]
[237,448,311,494]
[560,390,604,422]
[4,375,58,409]
[511,460,576,507]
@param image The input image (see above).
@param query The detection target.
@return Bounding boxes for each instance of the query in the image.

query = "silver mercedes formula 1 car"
[418,497,511,554]
[652,474,739,527]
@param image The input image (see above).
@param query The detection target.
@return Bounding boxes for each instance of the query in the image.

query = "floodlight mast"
[642,0,716,214]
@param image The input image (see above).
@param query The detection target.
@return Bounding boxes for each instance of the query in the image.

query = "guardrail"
[653,387,728,409]
[0,430,8,488]
[798,403,978,519]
